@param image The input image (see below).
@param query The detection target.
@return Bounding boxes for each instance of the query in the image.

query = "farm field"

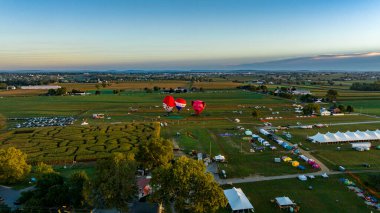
[56,80,191,91]
[0,123,159,163]
[1,89,380,177]
[218,173,375,213]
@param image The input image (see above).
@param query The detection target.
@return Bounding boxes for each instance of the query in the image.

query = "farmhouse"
[320,108,331,116]
[309,130,380,144]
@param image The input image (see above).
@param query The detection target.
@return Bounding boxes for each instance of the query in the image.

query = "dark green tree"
[338,105,346,113]
[251,109,260,119]
[151,156,227,213]
[346,105,354,113]
[136,137,174,170]
[89,153,137,212]
[303,103,321,115]
[68,171,89,208]
[326,89,338,102]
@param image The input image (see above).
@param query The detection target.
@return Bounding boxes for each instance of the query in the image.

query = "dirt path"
[218,170,380,185]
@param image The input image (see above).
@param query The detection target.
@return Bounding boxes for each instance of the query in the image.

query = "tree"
[326,89,338,102]
[0,147,31,184]
[47,89,56,96]
[20,173,69,210]
[251,109,260,119]
[346,105,354,113]
[260,85,268,92]
[68,171,89,208]
[95,90,101,95]
[0,83,7,89]
[151,156,227,213]
[303,103,321,115]
[20,172,90,210]
[153,86,161,91]
[36,172,64,191]
[136,137,173,170]
[95,84,101,90]
[338,105,346,113]
[89,153,137,212]
[71,89,84,94]
[112,89,120,95]
[101,81,107,88]
[55,87,67,96]
[300,94,317,103]
[33,162,55,178]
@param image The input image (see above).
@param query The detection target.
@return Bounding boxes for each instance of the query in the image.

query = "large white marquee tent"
[224,187,254,212]
[309,130,380,143]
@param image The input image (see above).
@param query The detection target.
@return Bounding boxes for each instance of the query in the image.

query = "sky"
[1,0,380,70]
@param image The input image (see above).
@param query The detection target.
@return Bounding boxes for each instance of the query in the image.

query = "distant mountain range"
[232,52,380,71]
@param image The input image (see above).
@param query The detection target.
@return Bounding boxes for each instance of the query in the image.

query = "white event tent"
[224,187,254,212]
[309,130,380,143]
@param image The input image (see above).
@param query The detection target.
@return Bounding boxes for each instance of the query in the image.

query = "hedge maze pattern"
[0,123,160,163]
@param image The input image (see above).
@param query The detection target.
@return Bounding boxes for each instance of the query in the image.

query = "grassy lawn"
[162,122,316,178]
[54,163,96,179]
[219,174,373,213]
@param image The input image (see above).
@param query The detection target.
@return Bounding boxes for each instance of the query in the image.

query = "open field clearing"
[0,123,159,163]
[162,123,316,178]
[218,173,376,213]
[0,89,46,96]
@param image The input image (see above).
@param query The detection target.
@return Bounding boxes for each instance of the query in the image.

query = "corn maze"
[0,122,160,163]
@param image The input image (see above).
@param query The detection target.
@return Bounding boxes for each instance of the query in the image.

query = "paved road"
[0,185,34,210]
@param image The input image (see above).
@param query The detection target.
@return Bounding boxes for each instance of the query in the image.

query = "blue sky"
[1,0,380,70]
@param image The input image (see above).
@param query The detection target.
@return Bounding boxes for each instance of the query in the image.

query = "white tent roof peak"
[308,130,380,143]
[224,187,254,211]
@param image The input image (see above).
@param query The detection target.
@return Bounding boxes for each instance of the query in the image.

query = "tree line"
[0,135,227,212]
[350,82,380,91]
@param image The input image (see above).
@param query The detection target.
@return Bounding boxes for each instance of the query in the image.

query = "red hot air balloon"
[163,96,175,113]
[191,100,206,115]
[175,98,187,112]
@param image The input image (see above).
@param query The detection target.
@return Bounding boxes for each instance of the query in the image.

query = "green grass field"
[218,174,374,213]
[1,89,380,176]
